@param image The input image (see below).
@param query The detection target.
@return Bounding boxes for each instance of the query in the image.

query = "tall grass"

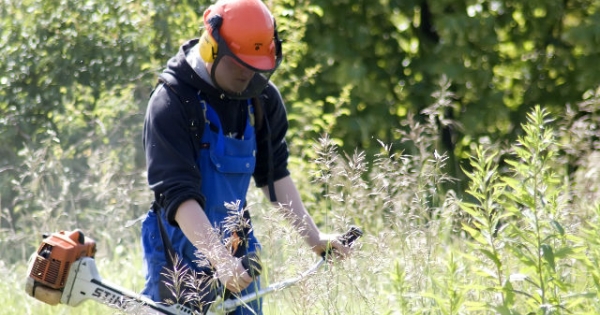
[3,87,600,314]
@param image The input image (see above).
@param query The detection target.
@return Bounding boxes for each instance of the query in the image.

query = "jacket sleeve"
[253,82,291,187]
[143,84,205,226]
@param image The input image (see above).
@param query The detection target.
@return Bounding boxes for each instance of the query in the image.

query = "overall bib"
[141,97,262,315]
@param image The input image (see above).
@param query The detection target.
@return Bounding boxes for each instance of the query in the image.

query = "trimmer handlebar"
[241,225,363,277]
[214,225,363,313]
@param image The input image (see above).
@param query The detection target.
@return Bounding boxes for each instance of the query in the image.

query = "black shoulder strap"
[157,73,203,155]
[264,116,277,202]
[151,199,176,268]
[252,96,277,202]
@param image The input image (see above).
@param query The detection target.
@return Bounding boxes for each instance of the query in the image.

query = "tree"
[288,0,600,187]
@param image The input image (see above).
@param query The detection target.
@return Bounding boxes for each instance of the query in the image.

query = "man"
[141,0,351,314]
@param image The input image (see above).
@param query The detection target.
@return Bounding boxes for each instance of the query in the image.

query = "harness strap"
[151,196,176,269]
[263,115,277,202]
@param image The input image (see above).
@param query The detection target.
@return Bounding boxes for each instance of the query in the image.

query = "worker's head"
[200,0,282,99]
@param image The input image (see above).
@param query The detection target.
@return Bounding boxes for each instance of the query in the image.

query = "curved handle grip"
[241,252,262,278]
[339,225,363,247]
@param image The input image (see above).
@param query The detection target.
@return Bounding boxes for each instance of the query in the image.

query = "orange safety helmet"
[200,0,282,71]
[199,0,283,99]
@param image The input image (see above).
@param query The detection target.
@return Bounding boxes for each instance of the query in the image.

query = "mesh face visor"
[210,27,282,100]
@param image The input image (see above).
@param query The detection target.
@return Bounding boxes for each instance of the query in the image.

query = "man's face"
[210,55,255,94]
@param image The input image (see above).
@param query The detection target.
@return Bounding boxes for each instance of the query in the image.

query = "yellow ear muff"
[199,32,218,63]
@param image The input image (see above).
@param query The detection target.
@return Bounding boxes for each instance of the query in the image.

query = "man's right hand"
[175,201,254,292]
[216,257,253,292]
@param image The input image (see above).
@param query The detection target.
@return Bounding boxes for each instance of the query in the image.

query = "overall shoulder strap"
[157,73,203,154]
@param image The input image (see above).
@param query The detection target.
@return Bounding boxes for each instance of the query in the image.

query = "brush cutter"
[25,226,362,314]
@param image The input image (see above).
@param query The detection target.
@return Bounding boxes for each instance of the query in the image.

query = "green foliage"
[459,106,596,314]
[500,107,576,313]
[1,83,150,264]
[0,0,151,134]
[422,251,468,315]
[4,101,600,314]
[291,0,600,191]
[2,0,600,232]
[460,145,510,306]
[0,0,152,244]
[302,80,456,235]
[1,0,600,314]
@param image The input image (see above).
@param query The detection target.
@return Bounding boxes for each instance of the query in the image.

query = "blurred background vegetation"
[1,0,600,314]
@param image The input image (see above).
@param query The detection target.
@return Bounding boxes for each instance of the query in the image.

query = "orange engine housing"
[28,230,96,290]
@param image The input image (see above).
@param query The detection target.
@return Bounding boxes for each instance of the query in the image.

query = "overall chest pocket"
[209,150,256,174]
[205,124,257,175]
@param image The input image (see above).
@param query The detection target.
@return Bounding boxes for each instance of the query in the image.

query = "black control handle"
[339,225,363,247]
[241,252,262,278]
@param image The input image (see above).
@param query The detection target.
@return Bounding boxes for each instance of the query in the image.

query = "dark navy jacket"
[143,39,291,226]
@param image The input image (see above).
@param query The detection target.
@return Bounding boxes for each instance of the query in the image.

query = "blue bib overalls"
[141,97,262,315]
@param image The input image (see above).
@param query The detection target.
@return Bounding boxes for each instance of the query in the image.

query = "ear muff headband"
[199,15,223,63]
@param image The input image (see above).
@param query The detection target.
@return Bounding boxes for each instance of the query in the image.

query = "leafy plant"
[499,107,576,314]
[460,145,513,311]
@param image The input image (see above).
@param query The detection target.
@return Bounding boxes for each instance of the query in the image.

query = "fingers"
[218,259,254,293]
[313,233,355,261]
[326,238,352,261]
